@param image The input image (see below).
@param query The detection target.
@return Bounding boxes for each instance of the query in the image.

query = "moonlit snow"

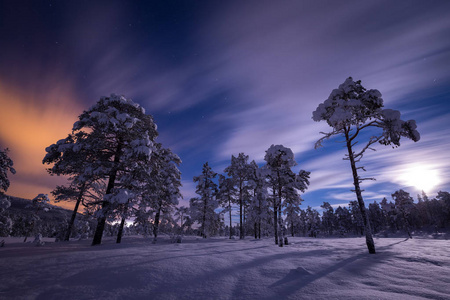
[1,236,449,299]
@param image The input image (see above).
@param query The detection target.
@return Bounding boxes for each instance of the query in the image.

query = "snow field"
[0,236,449,299]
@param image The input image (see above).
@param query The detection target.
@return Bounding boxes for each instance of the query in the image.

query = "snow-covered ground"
[1,235,449,299]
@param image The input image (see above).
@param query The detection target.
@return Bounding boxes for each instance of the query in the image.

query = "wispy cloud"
[190,0,450,162]
[1,0,450,209]
[189,0,450,205]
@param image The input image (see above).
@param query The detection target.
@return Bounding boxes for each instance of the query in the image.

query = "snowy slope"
[1,236,449,299]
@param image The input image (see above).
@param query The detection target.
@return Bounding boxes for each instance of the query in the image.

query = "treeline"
[1,188,449,242]
[188,145,310,245]
[283,190,450,239]
[187,163,450,240]
[0,195,195,241]
[0,195,94,240]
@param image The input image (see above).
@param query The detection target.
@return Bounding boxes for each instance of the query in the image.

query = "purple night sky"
[1,1,449,214]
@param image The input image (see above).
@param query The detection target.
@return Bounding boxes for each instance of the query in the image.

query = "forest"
[0,78,448,253]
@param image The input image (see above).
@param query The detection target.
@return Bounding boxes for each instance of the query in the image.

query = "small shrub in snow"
[33,233,45,246]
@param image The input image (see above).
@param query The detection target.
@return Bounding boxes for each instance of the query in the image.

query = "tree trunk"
[402,210,412,239]
[92,215,107,246]
[257,193,262,239]
[244,204,247,238]
[202,197,207,238]
[229,198,232,239]
[24,225,32,243]
[239,180,243,239]
[153,201,162,240]
[277,176,284,244]
[258,222,261,239]
[179,212,184,234]
[273,200,278,244]
[278,202,283,234]
[345,133,376,254]
[92,142,122,246]
[116,217,126,243]
[65,184,85,241]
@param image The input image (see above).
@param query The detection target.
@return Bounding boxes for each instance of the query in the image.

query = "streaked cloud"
[1,0,449,209]
[192,0,450,204]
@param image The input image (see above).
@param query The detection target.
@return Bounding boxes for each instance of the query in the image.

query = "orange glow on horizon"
[0,80,83,206]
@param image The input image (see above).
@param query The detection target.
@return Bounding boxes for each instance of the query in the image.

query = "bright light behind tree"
[400,165,440,193]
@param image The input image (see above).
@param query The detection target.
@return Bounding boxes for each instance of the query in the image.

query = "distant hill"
[5,195,79,223]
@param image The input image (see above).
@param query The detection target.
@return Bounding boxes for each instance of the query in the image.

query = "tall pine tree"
[313,77,420,253]
[44,94,157,245]
[191,162,219,238]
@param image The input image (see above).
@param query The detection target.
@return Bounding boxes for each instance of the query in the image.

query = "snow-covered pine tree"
[415,194,431,227]
[349,201,364,236]
[436,191,450,226]
[54,179,105,240]
[392,189,414,239]
[22,194,51,242]
[263,145,310,245]
[312,77,420,254]
[305,206,320,237]
[45,94,157,245]
[191,162,219,238]
[283,187,303,237]
[218,174,237,239]
[145,144,181,242]
[0,195,12,236]
[0,148,14,237]
[368,201,384,234]
[320,202,336,236]
[247,161,270,239]
[130,143,178,242]
[0,148,16,194]
[334,206,352,236]
[44,134,107,241]
[224,153,252,239]
[297,208,308,237]
[420,191,436,225]
[30,193,51,211]
[133,207,152,237]
[380,197,397,233]
[174,206,189,234]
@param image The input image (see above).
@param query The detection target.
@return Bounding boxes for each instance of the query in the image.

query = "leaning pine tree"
[312,77,420,254]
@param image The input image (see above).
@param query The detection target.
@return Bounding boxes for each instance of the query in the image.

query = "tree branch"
[314,129,344,149]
